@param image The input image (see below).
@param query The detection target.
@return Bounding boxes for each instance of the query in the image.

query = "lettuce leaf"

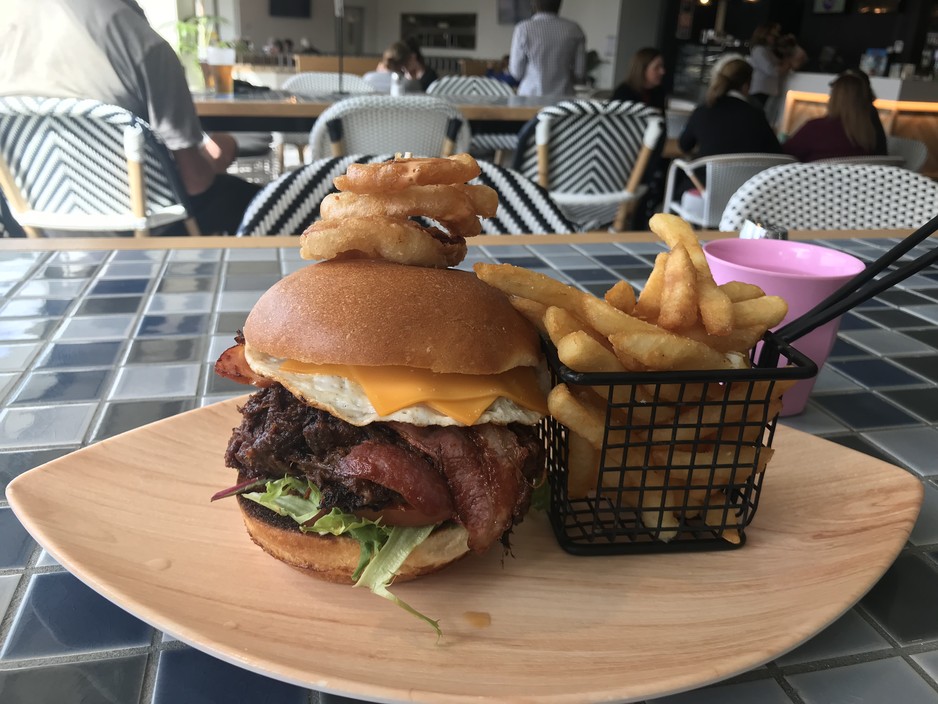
[241,476,440,632]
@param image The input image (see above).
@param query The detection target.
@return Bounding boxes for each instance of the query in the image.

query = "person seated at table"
[403,38,439,92]
[0,0,260,236]
[783,70,887,162]
[486,55,519,89]
[679,57,781,160]
[362,42,423,94]
[611,47,667,110]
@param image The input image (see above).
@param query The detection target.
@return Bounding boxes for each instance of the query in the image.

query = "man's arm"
[509,25,527,82]
[572,31,587,84]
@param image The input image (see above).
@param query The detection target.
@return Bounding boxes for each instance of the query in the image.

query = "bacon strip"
[215,344,273,387]
[337,441,456,523]
[390,423,527,553]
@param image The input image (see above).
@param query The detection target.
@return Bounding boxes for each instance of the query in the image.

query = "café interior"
[2,1,938,703]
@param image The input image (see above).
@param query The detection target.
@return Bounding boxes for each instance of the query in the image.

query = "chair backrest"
[237,154,397,236]
[512,99,663,228]
[814,154,906,167]
[426,75,515,97]
[308,95,471,161]
[513,100,663,195]
[719,163,938,231]
[282,71,374,95]
[0,96,194,236]
[698,153,797,226]
[472,160,575,234]
[886,135,929,172]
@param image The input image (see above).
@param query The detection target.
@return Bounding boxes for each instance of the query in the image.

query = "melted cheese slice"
[279,360,548,426]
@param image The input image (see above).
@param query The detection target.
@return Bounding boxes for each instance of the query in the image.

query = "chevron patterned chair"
[0,96,199,238]
[237,154,396,236]
[307,95,471,161]
[512,100,665,231]
[237,155,574,237]
[472,159,574,234]
[426,76,518,165]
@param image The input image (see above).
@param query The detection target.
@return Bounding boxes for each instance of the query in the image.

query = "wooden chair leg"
[494,149,505,166]
[184,217,201,236]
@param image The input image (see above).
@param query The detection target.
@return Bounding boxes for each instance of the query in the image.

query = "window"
[401,14,477,50]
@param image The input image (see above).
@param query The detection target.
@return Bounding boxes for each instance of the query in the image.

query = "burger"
[213,258,547,631]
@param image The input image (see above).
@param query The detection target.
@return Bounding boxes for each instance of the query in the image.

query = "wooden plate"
[6,398,923,704]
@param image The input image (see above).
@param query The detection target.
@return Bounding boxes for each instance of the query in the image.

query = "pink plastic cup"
[703,239,866,416]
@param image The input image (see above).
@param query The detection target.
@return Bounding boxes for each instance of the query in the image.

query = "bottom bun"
[237,494,471,584]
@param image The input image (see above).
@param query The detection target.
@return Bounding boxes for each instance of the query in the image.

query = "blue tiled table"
[1,234,937,704]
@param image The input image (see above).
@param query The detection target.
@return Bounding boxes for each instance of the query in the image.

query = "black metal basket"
[543,331,817,555]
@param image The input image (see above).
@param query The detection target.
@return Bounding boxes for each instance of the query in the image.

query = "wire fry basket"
[543,332,817,554]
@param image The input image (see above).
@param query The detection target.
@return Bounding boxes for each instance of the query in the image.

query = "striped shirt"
[509,12,586,97]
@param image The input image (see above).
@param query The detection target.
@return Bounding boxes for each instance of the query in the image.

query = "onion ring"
[334,153,481,193]
[320,185,497,238]
[300,216,468,269]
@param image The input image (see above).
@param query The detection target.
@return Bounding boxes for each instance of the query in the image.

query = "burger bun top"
[243,259,541,375]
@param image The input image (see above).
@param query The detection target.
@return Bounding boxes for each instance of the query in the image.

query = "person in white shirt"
[509,0,586,97]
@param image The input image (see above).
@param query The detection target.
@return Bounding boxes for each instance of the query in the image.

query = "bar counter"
[0,232,937,704]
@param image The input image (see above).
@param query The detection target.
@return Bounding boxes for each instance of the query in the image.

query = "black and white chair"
[814,154,906,167]
[663,153,796,229]
[0,96,198,237]
[719,162,938,231]
[307,95,471,161]
[472,160,574,234]
[427,76,518,164]
[236,154,397,236]
[512,99,665,231]
[237,155,575,237]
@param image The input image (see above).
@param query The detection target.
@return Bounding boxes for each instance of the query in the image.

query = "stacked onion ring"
[300,153,498,268]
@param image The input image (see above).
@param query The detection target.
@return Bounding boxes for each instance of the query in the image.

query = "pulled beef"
[225,383,544,553]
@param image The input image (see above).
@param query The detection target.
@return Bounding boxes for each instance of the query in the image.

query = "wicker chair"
[307,95,471,161]
[663,153,796,229]
[512,99,664,231]
[886,135,929,172]
[237,156,574,237]
[0,96,198,237]
[427,76,518,165]
[719,162,938,231]
[236,154,396,236]
[472,160,575,234]
[282,71,375,95]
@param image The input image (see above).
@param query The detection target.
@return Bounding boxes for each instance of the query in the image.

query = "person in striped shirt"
[509,0,586,97]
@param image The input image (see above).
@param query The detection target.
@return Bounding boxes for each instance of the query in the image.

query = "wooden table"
[194,91,558,133]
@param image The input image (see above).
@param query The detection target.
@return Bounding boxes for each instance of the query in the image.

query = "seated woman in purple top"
[783,71,887,162]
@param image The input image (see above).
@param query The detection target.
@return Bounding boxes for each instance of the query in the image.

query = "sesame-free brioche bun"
[242,259,541,375]
[237,494,470,584]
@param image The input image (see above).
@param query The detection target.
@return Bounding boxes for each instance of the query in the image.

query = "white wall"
[226,0,634,89]
[236,0,378,54]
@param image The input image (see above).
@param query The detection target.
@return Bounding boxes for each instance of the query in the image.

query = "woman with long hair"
[783,70,887,162]
[679,56,781,159]
[611,47,666,109]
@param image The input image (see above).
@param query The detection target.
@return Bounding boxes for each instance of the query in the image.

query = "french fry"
[566,431,600,499]
[475,262,585,311]
[545,306,610,350]
[556,330,625,373]
[508,296,548,335]
[732,296,789,329]
[681,323,765,355]
[657,243,699,331]
[632,251,668,321]
[719,281,765,302]
[605,279,637,315]
[609,329,736,371]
